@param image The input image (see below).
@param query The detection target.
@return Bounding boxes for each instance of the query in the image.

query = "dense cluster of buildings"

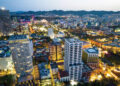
[1,8,120,86]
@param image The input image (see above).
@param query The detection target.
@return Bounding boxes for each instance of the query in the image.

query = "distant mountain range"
[10,10,120,16]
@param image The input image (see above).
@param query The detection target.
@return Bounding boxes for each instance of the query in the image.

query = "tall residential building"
[64,38,83,81]
[0,8,11,35]
[48,28,54,39]
[8,35,33,78]
[49,42,62,61]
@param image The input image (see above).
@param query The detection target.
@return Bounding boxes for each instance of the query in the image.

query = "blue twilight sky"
[0,0,120,11]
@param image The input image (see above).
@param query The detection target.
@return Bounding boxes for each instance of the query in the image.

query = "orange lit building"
[29,24,35,34]
[89,39,112,47]
[49,42,62,61]
[102,43,120,54]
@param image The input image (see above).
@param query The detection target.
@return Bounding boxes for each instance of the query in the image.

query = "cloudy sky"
[0,0,120,11]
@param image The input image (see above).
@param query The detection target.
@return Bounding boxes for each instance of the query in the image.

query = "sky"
[0,0,120,11]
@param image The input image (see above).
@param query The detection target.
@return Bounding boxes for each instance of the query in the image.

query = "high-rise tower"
[64,38,83,81]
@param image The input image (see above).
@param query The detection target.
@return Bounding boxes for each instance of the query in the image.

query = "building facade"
[9,35,33,78]
[64,38,83,81]
[0,43,15,74]
[83,47,99,69]
[48,28,54,39]
[0,9,11,35]
[49,42,62,61]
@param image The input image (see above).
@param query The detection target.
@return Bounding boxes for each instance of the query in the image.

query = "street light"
[70,80,78,86]
[106,73,111,77]
[97,75,102,80]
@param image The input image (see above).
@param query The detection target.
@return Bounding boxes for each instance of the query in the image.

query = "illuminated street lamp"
[106,73,111,77]
[97,75,102,80]
[90,76,96,82]
[70,80,78,86]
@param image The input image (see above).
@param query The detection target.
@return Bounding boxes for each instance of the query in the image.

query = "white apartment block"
[64,38,83,81]
[48,28,55,39]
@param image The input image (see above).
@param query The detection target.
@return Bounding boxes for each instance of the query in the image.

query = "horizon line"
[10,10,120,12]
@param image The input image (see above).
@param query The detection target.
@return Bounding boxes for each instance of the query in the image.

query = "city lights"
[0,1,120,85]
[106,73,111,77]
[70,80,78,86]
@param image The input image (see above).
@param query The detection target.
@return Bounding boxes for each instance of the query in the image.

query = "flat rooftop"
[0,46,11,58]
[104,43,120,47]
[82,41,90,45]
[66,38,82,43]
[50,41,61,46]
[38,63,50,79]
[59,70,69,78]
[8,35,27,40]
[0,41,8,47]
[50,62,58,69]
[85,47,98,54]
[101,58,114,66]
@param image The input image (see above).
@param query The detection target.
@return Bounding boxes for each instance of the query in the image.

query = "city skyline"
[0,0,120,11]
[0,4,120,85]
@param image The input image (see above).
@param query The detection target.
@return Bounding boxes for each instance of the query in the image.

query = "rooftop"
[101,58,114,66]
[0,41,8,47]
[85,47,98,54]
[59,70,69,78]
[50,41,61,46]
[0,46,11,58]
[82,62,92,72]
[58,32,64,35]
[38,63,50,79]
[104,43,120,47]
[66,38,82,43]
[8,35,27,40]
[82,41,90,45]
[50,62,58,69]
[53,38,61,42]
[40,69,50,79]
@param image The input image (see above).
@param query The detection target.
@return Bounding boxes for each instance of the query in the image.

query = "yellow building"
[82,47,99,70]
[49,42,62,61]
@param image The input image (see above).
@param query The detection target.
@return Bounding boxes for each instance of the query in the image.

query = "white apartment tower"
[64,38,83,81]
[48,28,55,39]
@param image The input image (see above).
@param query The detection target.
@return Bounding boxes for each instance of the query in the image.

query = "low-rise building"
[50,62,58,75]
[83,47,99,69]
[82,62,92,82]
[103,42,120,54]
[58,70,69,82]
[0,45,15,73]
[38,63,50,79]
